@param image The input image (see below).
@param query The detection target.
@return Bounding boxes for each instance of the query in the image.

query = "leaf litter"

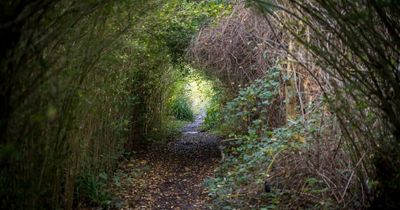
[109,116,221,209]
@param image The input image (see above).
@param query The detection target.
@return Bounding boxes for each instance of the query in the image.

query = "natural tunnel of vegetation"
[1,0,400,209]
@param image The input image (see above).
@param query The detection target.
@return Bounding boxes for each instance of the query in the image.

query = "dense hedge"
[0,1,228,209]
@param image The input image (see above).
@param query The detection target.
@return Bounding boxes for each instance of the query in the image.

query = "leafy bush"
[0,0,229,209]
[205,67,287,208]
[206,105,354,209]
[75,171,111,208]
[203,102,221,130]
[205,66,358,209]
[220,67,284,135]
[250,0,400,207]
[169,96,194,121]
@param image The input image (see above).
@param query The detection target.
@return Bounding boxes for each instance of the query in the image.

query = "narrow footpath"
[110,115,221,209]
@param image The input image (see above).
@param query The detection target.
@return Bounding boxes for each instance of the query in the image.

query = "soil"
[109,115,221,209]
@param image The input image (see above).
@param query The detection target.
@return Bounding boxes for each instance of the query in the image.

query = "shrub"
[250,0,400,207]
[169,96,194,121]
[221,67,284,135]
[203,102,221,130]
[75,171,111,208]
[206,66,359,209]
[207,103,358,209]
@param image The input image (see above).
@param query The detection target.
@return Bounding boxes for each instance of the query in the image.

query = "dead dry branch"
[267,115,365,209]
[187,1,282,92]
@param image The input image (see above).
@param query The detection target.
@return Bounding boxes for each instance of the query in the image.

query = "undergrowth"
[146,116,191,144]
[169,96,195,121]
[205,68,360,209]
[75,171,112,208]
[203,92,223,131]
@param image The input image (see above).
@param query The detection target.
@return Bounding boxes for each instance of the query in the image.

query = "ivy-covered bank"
[204,68,347,209]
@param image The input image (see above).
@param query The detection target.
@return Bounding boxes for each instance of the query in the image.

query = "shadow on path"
[110,115,221,209]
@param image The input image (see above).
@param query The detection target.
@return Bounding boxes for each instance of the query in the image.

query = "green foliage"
[204,67,340,209]
[0,2,146,208]
[75,171,111,207]
[139,0,230,64]
[206,121,305,208]
[0,0,229,209]
[206,106,331,209]
[169,96,195,121]
[203,98,222,130]
[185,71,216,115]
[204,68,285,208]
[251,0,400,207]
[167,68,217,123]
[125,0,229,144]
[202,83,229,132]
[220,67,281,135]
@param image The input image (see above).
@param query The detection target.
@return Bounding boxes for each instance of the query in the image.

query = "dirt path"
[110,115,221,209]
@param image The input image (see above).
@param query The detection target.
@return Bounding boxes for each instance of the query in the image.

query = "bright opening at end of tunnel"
[167,65,217,123]
[185,73,215,116]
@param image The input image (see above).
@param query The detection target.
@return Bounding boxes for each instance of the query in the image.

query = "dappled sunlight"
[184,69,215,116]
